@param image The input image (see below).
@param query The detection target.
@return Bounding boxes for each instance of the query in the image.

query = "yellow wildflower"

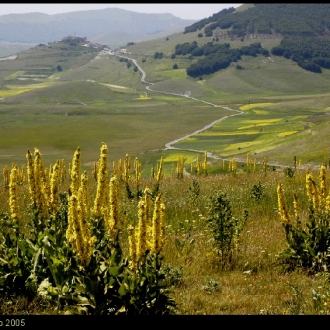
[106,175,120,240]
[293,190,299,220]
[156,155,164,182]
[34,148,46,214]
[277,183,290,223]
[93,143,108,217]
[26,149,37,207]
[9,166,19,223]
[136,200,147,262]
[3,165,9,188]
[76,171,95,267]
[70,147,81,196]
[203,151,208,175]
[151,194,162,253]
[128,225,137,271]
[50,160,60,214]
[123,154,130,184]
[320,164,327,207]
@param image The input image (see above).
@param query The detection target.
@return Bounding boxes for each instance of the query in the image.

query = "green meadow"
[3,20,330,316]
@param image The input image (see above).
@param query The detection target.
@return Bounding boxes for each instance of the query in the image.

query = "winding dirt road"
[115,54,293,169]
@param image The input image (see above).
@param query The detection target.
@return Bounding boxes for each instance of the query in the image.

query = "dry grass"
[1,155,330,314]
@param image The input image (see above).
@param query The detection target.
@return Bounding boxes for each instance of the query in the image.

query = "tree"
[173,63,178,69]
[56,65,62,72]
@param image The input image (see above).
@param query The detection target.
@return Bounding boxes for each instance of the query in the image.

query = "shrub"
[0,144,176,315]
[277,165,330,273]
[250,181,264,204]
[206,191,248,268]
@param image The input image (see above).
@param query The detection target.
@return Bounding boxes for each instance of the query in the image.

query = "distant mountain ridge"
[0,8,197,49]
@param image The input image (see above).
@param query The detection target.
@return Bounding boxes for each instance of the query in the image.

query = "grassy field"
[1,35,330,171]
[1,146,330,314]
[3,24,330,315]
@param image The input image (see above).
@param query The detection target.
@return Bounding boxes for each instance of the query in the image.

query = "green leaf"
[118,282,129,296]
[109,265,123,276]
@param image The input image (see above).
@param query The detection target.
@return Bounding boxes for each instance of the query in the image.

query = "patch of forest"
[183,4,330,74]
[173,41,269,78]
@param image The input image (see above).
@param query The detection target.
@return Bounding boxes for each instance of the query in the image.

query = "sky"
[0,3,242,20]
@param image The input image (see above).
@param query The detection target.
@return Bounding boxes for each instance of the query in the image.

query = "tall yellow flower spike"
[156,155,164,182]
[136,199,147,262]
[203,151,208,175]
[50,160,60,214]
[151,194,163,254]
[93,143,108,217]
[106,175,120,240]
[177,157,185,179]
[124,154,131,184]
[277,183,290,223]
[293,190,299,220]
[70,147,81,196]
[196,155,201,175]
[77,171,95,268]
[128,225,137,271]
[159,201,166,249]
[320,164,327,207]
[26,149,37,208]
[3,165,9,187]
[262,156,267,174]
[134,157,141,184]
[9,165,19,224]
[306,171,319,209]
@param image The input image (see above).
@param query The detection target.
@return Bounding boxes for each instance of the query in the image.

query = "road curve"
[114,54,293,169]
[115,54,244,151]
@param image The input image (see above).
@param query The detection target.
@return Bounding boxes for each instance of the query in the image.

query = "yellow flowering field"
[1,144,330,315]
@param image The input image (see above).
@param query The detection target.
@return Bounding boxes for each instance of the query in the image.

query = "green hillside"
[1,5,330,170]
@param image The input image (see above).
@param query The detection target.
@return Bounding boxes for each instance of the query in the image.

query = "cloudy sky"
[0,3,242,20]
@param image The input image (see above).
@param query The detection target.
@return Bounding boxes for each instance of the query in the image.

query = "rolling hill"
[0,8,196,55]
[1,4,330,170]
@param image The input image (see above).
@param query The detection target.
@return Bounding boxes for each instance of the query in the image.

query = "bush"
[206,192,248,268]
[0,145,176,315]
[277,166,330,273]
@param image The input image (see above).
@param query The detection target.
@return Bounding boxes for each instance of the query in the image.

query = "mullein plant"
[66,147,81,245]
[196,155,201,175]
[152,155,164,197]
[93,143,109,217]
[176,157,185,179]
[262,156,267,175]
[202,151,208,176]
[246,153,252,173]
[9,165,19,225]
[3,164,9,188]
[277,164,330,272]
[123,191,175,314]
[2,144,176,314]
[104,174,121,241]
[68,171,96,268]
[128,190,166,268]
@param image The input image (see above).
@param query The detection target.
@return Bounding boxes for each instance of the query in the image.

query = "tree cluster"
[271,36,330,73]
[154,52,163,59]
[184,4,330,38]
[182,4,330,74]
[181,42,268,77]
